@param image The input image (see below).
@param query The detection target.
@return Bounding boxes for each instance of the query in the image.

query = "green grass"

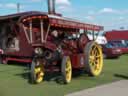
[0,55,128,96]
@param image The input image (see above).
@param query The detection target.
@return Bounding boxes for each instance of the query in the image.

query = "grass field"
[0,55,128,96]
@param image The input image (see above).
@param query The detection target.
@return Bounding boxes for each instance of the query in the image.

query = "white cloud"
[5,3,17,9]
[56,0,71,6]
[56,0,72,13]
[86,8,128,16]
[57,5,72,12]
[85,16,95,20]
[58,6,67,11]
[101,8,114,13]
[0,3,25,10]
[99,8,120,14]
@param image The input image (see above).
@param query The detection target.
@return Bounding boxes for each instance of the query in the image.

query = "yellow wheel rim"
[65,57,72,83]
[34,60,44,83]
[89,44,103,76]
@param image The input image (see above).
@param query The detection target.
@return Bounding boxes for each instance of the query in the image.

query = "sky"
[0,0,128,31]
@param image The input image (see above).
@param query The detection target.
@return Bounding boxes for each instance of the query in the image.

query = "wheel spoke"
[66,75,70,80]
[91,49,95,55]
[40,72,44,76]
[89,55,94,61]
[89,60,94,65]
[90,56,100,71]
[95,50,98,56]
[35,67,41,73]
[95,55,100,58]
[93,50,97,55]
[90,46,96,55]
[96,64,100,70]
[95,62,98,69]
[66,67,71,71]
[36,77,43,83]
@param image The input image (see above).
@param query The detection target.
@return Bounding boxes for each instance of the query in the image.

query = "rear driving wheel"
[61,56,72,84]
[30,58,44,84]
[85,41,103,76]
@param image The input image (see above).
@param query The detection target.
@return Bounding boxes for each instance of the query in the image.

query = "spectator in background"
[6,34,20,52]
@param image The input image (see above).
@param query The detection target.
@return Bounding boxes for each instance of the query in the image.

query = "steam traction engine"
[0,0,103,84]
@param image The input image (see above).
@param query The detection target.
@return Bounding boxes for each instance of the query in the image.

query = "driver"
[51,30,58,38]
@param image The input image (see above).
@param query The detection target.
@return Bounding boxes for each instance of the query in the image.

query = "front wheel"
[85,41,103,76]
[30,58,44,84]
[61,56,72,84]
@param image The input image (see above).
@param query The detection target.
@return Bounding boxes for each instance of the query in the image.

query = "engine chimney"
[48,0,55,14]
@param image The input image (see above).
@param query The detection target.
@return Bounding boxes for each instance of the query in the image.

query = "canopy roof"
[0,11,103,31]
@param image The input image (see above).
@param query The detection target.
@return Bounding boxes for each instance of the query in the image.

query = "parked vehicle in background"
[108,40,128,54]
[102,43,122,58]
[105,30,128,54]
[125,40,128,46]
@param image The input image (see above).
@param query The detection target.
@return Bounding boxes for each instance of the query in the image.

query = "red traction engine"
[0,0,104,84]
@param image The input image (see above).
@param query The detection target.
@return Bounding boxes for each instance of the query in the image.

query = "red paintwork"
[5,58,32,63]
[71,54,85,69]
[105,30,128,41]
[49,18,103,31]
[118,48,128,54]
